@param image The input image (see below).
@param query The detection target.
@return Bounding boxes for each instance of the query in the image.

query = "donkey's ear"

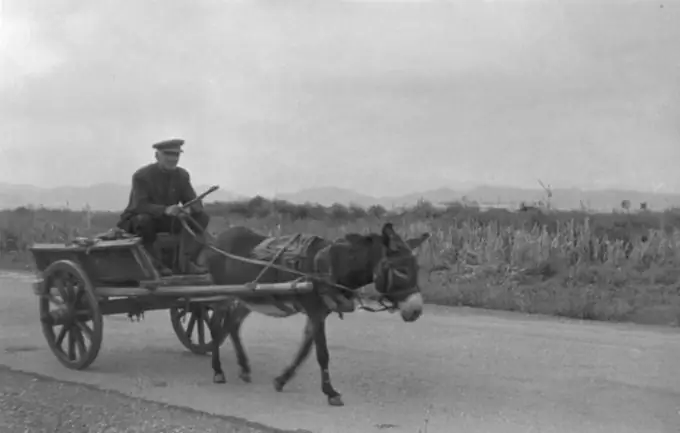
[381,222,396,237]
[405,232,431,251]
[381,222,401,250]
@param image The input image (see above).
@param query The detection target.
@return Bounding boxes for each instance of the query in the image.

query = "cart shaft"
[33,279,314,298]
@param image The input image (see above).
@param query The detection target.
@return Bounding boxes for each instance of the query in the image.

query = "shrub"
[2,198,679,325]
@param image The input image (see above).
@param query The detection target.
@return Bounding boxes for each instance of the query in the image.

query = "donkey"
[202,222,430,406]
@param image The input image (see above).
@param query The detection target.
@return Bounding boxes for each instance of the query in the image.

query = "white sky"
[1,0,679,196]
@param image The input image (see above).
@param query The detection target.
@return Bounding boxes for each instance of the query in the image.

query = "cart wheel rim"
[39,260,103,370]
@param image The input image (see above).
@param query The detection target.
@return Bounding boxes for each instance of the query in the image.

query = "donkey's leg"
[228,306,252,383]
[210,309,228,384]
[313,315,343,406]
[273,316,317,392]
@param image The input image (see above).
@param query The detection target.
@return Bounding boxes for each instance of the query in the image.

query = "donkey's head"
[329,223,430,322]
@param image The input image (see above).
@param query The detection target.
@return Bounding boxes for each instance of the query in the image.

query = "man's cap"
[152,138,184,153]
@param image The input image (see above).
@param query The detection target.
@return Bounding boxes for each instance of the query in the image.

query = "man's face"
[157,150,181,170]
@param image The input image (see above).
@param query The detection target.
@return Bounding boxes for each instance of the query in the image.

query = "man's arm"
[130,174,166,217]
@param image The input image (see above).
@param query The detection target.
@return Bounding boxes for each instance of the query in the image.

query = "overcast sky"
[1,0,679,197]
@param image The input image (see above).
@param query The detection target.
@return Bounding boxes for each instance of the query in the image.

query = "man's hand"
[164,204,182,216]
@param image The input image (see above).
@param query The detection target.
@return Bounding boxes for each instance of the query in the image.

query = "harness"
[251,233,325,273]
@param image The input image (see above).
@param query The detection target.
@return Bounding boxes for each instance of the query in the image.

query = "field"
[2,197,680,326]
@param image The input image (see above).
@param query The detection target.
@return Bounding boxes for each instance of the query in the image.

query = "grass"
[2,198,680,327]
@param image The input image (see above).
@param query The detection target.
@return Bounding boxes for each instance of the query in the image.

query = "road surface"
[1,271,679,433]
[0,366,286,433]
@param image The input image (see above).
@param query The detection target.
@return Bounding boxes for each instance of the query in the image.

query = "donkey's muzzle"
[399,292,423,322]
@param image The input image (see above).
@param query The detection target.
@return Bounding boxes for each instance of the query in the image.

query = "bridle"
[361,252,421,313]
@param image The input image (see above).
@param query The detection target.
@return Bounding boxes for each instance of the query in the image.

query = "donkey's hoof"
[328,395,344,406]
[273,377,285,392]
[213,373,226,384]
[239,372,251,383]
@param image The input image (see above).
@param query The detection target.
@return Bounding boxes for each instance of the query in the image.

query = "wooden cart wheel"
[170,304,230,355]
[39,260,103,370]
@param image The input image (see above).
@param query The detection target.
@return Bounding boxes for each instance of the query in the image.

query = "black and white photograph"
[0,1,678,432]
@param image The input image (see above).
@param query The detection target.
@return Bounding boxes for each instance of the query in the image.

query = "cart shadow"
[88,345,242,381]
[3,345,41,354]
[93,344,319,394]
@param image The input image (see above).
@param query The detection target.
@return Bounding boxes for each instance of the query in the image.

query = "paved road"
[1,271,679,433]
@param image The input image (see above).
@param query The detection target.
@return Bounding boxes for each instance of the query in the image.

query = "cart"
[28,219,315,371]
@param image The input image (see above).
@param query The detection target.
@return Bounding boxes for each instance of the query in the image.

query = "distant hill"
[1,182,679,212]
[274,187,380,209]
[275,185,680,212]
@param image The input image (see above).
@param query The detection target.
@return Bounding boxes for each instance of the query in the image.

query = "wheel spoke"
[72,327,87,358]
[67,329,77,361]
[72,291,85,310]
[64,279,78,304]
[76,321,93,340]
[55,277,69,301]
[74,309,93,320]
[197,311,206,346]
[185,315,197,339]
[55,326,68,348]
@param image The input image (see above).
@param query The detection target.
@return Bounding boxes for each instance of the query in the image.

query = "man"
[117,138,210,275]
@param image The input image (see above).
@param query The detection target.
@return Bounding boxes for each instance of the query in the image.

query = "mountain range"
[275,186,680,211]
[2,182,680,212]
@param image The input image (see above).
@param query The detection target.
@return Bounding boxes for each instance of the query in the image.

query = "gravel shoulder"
[0,366,308,433]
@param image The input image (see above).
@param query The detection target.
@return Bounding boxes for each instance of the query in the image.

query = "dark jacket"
[120,163,202,220]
